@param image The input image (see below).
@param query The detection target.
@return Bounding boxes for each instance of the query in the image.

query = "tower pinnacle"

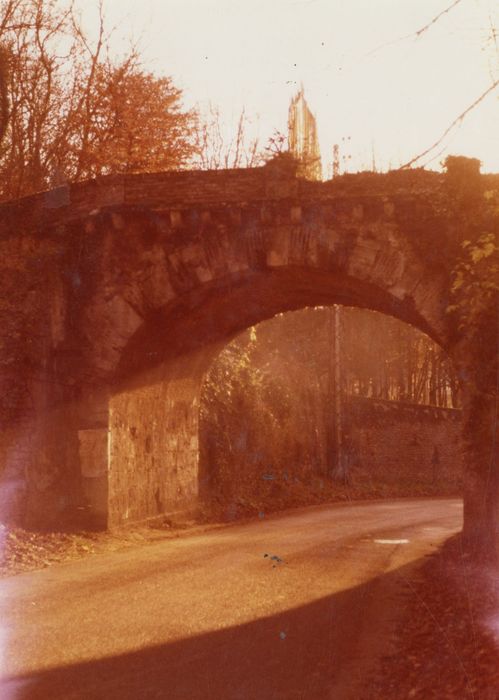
[288,89,322,180]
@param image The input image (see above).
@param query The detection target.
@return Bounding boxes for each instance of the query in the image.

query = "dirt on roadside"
[362,536,499,699]
[0,520,189,578]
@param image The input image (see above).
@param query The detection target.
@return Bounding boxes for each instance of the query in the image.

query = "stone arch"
[66,182,455,528]
[1,167,493,540]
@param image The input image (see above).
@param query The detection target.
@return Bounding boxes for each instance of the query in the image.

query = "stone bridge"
[0,160,497,546]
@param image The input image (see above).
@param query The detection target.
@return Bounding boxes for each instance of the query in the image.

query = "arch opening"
[198,306,463,522]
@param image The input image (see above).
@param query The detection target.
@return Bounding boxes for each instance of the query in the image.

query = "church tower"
[288,88,322,180]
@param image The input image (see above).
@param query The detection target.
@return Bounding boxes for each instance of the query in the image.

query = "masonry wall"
[105,346,224,529]
[108,383,199,529]
[346,396,463,486]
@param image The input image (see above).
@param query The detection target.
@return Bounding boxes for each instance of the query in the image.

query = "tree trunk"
[461,379,498,561]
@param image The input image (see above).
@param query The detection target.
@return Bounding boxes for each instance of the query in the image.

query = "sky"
[79,0,498,175]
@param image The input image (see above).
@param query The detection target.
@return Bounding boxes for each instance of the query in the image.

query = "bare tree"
[0,0,197,200]
[0,45,8,144]
[195,103,263,170]
[398,0,498,168]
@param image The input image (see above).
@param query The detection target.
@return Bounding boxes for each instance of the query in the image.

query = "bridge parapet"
[1,165,485,239]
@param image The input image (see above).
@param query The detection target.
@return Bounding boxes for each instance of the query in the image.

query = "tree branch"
[399,78,499,169]
[367,0,465,58]
[413,0,464,38]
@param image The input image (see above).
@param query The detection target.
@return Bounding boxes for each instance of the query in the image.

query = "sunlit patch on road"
[374,539,410,544]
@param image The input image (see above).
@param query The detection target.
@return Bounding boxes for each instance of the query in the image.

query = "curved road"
[1,498,462,699]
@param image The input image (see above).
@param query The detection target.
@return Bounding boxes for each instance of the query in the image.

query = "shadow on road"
[3,559,425,700]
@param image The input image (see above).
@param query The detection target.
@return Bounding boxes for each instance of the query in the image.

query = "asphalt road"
[0,498,462,700]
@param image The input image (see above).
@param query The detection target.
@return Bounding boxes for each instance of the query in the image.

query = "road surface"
[0,498,462,699]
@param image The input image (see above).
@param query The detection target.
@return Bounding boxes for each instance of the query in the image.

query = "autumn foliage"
[0,0,197,201]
